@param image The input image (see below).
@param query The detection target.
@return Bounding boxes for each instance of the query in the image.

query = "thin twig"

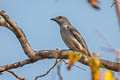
[35,59,61,80]
[115,0,120,27]
[57,62,63,80]
[111,3,115,7]
[95,29,113,48]
[62,60,86,71]
[7,70,26,80]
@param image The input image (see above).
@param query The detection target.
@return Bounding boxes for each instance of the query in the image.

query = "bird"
[51,16,91,56]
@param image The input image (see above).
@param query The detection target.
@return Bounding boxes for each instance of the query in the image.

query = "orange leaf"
[89,59,101,80]
[91,53,102,59]
[88,0,100,9]
[115,49,120,62]
[68,52,80,70]
[103,71,116,80]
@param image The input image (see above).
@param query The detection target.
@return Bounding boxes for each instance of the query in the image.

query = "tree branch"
[0,50,120,72]
[35,59,60,80]
[57,62,63,80]
[7,70,26,80]
[0,9,36,60]
[115,0,120,26]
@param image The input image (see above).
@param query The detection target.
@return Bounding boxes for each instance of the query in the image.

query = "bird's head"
[51,16,70,26]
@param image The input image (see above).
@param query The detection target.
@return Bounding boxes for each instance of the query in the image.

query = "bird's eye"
[58,16,62,19]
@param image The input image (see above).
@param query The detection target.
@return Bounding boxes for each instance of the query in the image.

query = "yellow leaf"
[68,52,80,70]
[89,59,101,80]
[103,71,116,80]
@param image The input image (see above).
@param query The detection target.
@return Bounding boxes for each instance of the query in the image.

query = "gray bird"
[51,16,91,56]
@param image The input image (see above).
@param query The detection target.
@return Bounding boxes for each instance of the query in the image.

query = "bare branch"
[0,17,20,36]
[111,2,115,7]
[0,9,36,60]
[57,62,63,80]
[35,59,60,80]
[7,70,26,80]
[115,0,120,27]
[62,60,86,71]
[0,50,119,73]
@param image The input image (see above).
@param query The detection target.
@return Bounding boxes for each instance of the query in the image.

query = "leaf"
[89,59,101,80]
[91,53,102,59]
[103,71,116,80]
[68,52,80,70]
[88,0,100,9]
[115,49,120,62]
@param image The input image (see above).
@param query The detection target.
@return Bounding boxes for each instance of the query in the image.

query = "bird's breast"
[60,27,76,48]
[60,27,72,41]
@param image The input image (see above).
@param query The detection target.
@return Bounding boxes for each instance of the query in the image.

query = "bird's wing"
[68,26,89,52]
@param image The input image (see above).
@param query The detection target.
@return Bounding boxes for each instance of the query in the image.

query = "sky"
[0,0,120,80]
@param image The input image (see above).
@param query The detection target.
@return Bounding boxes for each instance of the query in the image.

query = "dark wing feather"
[68,26,89,52]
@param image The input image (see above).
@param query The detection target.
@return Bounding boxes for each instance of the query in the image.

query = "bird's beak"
[50,18,56,21]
